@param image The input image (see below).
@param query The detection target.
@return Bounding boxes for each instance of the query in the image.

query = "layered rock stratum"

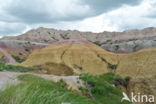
[0,40,47,64]
[2,27,156,53]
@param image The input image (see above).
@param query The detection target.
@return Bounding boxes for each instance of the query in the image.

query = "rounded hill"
[21,40,118,75]
[21,40,156,78]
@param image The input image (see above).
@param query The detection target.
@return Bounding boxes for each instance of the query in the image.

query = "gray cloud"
[0,22,26,36]
[1,0,141,24]
[3,0,54,23]
[1,0,156,36]
[102,0,156,31]
[82,0,140,14]
[2,0,89,23]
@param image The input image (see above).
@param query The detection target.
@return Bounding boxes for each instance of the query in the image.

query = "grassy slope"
[0,73,131,104]
[0,74,96,104]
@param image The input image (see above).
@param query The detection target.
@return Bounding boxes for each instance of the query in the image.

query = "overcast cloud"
[0,0,156,36]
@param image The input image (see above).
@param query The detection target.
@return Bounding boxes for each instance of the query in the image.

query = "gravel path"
[36,74,82,91]
[0,72,82,91]
[0,72,20,90]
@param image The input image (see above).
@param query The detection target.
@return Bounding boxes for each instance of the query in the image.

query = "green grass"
[0,74,96,104]
[79,73,131,104]
[115,45,120,51]
[0,63,34,72]
[133,44,139,51]
[92,41,102,46]
[12,55,26,63]
[97,55,118,70]
[60,33,70,40]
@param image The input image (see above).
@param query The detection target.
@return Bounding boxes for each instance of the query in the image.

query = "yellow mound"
[0,51,3,59]
[21,40,156,77]
[21,40,118,75]
[117,48,156,78]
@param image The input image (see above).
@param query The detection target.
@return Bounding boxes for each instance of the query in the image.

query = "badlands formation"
[0,27,156,104]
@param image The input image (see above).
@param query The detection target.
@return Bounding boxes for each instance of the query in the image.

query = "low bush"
[92,41,102,46]
[12,55,26,63]
[60,33,70,40]
[107,62,118,70]
[113,75,127,87]
[115,45,120,51]
[80,73,131,104]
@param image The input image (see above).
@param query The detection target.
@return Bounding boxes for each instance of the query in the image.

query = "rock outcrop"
[2,27,156,53]
[0,40,48,64]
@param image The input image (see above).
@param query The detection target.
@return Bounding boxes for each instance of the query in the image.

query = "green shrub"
[60,33,70,40]
[51,36,59,41]
[58,79,67,88]
[19,52,23,55]
[92,41,102,46]
[133,44,139,51]
[12,55,26,63]
[25,48,30,52]
[44,40,49,42]
[97,55,118,70]
[80,73,131,104]
[106,40,112,43]
[125,76,131,82]
[128,39,137,41]
[107,62,118,70]
[113,75,127,86]
[115,45,120,51]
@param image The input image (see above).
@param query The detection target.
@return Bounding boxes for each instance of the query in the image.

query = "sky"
[0,0,156,36]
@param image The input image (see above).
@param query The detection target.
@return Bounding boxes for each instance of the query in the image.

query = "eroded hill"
[0,40,47,64]
[2,27,156,53]
[21,40,156,78]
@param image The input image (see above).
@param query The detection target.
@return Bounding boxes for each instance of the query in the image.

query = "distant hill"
[2,27,156,53]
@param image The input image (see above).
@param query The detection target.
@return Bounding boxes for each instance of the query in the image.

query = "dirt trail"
[0,48,19,65]
[0,72,82,91]
[0,72,20,90]
[35,73,82,91]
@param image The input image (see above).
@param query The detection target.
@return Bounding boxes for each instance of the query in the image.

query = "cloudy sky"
[0,0,156,36]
